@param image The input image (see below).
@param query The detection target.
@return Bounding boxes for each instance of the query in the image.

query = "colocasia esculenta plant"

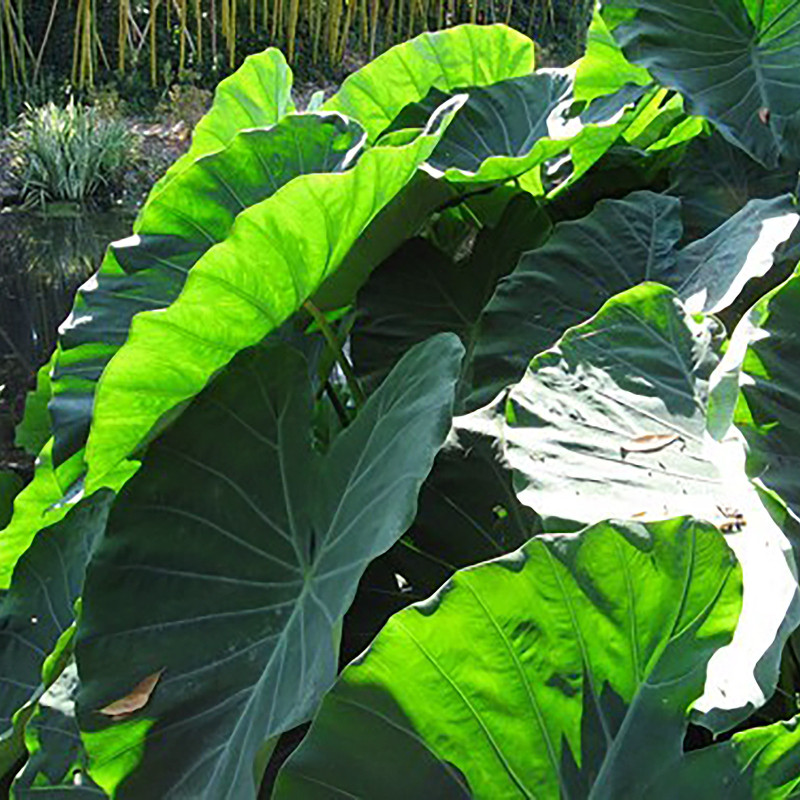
[3,2,800,797]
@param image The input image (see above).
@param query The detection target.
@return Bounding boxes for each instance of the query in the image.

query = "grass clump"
[9,99,134,208]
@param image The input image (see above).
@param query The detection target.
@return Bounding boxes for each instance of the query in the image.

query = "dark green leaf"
[467,282,799,730]
[466,191,683,408]
[603,0,800,167]
[323,24,535,142]
[76,334,463,799]
[382,71,576,183]
[275,518,742,799]
[0,494,112,776]
[668,132,800,240]
[351,192,550,392]
[466,190,797,408]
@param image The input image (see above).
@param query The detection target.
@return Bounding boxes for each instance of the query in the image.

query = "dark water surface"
[0,209,132,455]
[0,209,132,373]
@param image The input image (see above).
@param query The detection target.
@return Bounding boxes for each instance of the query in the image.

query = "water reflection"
[0,210,132,373]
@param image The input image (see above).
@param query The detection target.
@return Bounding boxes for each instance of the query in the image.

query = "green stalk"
[304,300,366,409]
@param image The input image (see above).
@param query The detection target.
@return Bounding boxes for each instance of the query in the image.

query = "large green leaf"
[50,112,365,466]
[275,517,742,799]
[149,48,295,195]
[381,70,577,184]
[76,334,463,799]
[323,24,535,142]
[574,11,652,109]
[82,103,459,491]
[465,283,799,729]
[487,284,723,527]
[668,132,800,240]
[465,190,797,409]
[342,426,537,660]
[603,0,800,168]
[351,192,550,392]
[0,494,112,775]
[465,191,681,408]
[734,271,800,520]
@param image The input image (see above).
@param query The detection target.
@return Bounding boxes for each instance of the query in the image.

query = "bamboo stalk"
[359,0,368,45]
[15,0,23,81]
[4,0,20,87]
[71,0,82,84]
[195,0,202,62]
[286,0,300,61]
[0,1,7,92]
[311,0,322,62]
[179,0,187,73]
[385,0,396,48]
[210,0,217,67]
[327,0,341,62]
[150,0,158,85]
[229,0,236,67]
[368,0,379,57]
[83,0,94,87]
[118,0,129,73]
[337,0,355,63]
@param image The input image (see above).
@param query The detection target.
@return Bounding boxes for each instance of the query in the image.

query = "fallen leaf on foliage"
[620,433,682,455]
[100,669,164,720]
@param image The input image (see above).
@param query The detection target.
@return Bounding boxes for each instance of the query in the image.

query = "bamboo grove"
[0,0,591,97]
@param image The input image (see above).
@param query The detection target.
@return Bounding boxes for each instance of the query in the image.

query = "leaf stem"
[325,380,351,428]
[304,299,366,408]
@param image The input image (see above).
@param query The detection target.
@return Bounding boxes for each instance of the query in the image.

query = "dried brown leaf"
[620,433,681,454]
[100,669,164,719]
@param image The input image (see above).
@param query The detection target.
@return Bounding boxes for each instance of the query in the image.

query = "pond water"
[0,209,132,370]
[0,209,133,425]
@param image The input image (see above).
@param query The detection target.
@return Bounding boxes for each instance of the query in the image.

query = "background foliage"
[0,0,592,119]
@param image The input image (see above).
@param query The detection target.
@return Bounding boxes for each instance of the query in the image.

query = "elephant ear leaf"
[51,112,365,468]
[11,663,104,799]
[602,0,800,167]
[323,24,535,141]
[82,101,458,490]
[76,333,464,799]
[274,518,742,799]
[151,48,295,193]
[0,492,113,778]
[475,282,799,730]
[381,70,576,184]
